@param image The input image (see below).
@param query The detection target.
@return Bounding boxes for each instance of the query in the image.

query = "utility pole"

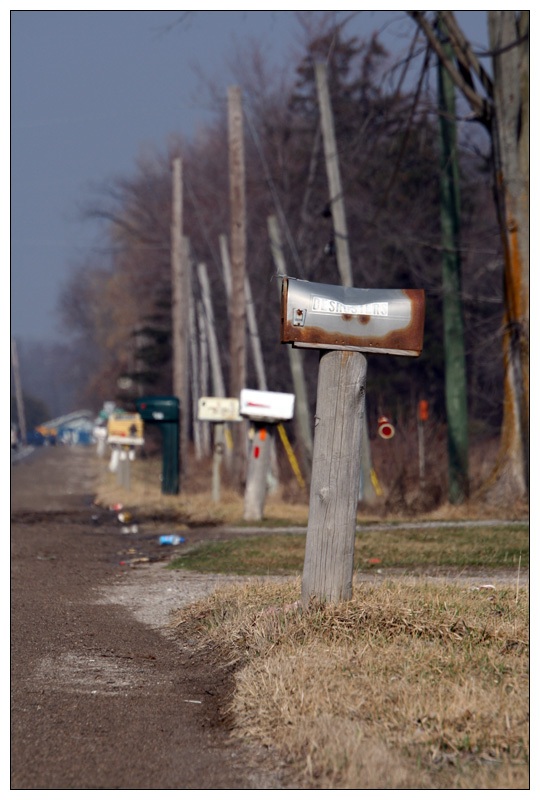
[314,61,353,288]
[221,232,281,493]
[437,15,469,503]
[267,215,313,467]
[171,157,190,482]
[197,298,212,458]
[188,260,203,460]
[315,62,376,505]
[197,261,228,501]
[220,233,267,392]
[228,86,248,485]
[11,339,27,444]
[197,263,226,400]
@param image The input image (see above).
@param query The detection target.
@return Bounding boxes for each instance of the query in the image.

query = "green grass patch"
[168,535,305,575]
[357,524,528,569]
[167,524,529,575]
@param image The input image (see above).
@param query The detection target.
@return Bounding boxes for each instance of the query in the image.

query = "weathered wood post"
[197,261,230,490]
[267,215,314,467]
[302,350,367,604]
[314,61,353,288]
[243,424,274,521]
[197,396,242,504]
[11,339,27,445]
[171,159,190,484]
[117,448,131,492]
[239,389,295,521]
[227,85,248,486]
[314,63,377,505]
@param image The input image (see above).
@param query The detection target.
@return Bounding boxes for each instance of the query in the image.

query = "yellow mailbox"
[107,412,144,445]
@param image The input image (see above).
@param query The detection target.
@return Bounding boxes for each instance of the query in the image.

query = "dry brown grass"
[94,454,309,526]
[171,578,529,790]
[94,451,527,528]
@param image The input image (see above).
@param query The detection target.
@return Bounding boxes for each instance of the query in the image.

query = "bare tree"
[409,10,529,503]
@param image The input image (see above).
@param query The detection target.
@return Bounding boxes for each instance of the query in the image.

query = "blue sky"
[10,10,490,345]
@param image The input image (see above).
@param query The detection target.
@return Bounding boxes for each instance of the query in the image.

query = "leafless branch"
[439,11,493,98]
[371,29,429,224]
[408,11,492,128]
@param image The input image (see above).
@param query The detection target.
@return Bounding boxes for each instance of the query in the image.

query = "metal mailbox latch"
[293,308,306,327]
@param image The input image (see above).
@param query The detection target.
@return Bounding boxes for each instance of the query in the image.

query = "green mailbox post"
[136,396,180,495]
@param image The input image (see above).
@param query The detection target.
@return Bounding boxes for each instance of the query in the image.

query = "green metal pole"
[437,14,469,503]
[162,423,180,495]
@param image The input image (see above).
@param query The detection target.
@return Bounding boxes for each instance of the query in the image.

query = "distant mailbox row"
[105,399,180,446]
[104,392,295,435]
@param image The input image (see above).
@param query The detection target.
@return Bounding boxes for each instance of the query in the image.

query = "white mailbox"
[198,397,242,423]
[240,389,295,423]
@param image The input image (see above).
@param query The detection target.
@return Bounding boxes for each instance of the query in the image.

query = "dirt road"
[10,446,285,790]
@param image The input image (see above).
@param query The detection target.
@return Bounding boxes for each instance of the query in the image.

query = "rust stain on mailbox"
[281,278,425,356]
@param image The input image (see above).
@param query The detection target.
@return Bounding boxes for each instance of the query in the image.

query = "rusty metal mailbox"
[281,277,425,357]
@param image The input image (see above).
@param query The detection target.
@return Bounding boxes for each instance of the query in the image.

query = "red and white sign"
[378,416,395,439]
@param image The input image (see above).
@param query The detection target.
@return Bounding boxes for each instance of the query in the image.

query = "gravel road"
[10,445,289,790]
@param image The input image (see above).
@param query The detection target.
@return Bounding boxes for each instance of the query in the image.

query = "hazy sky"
[10,10,490,345]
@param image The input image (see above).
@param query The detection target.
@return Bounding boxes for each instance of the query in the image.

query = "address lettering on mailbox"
[311,296,389,317]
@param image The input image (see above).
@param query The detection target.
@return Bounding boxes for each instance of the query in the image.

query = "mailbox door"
[281,278,424,356]
[137,396,179,422]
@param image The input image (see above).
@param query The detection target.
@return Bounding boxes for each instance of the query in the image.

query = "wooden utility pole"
[221,232,281,495]
[198,261,227,501]
[197,299,212,458]
[314,61,353,288]
[197,263,226,399]
[228,86,248,485]
[267,215,313,466]
[11,339,27,444]
[488,10,529,501]
[219,234,232,307]
[189,278,203,460]
[437,17,469,503]
[315,64,376,505]
[171,157,190,482]
[302,351,367,605]
[220,233,267,392]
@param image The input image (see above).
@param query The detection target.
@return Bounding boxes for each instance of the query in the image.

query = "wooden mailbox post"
[106,412,145,492]
[281,278,425,604]
[197,397,242,503]
[240,389,295,522]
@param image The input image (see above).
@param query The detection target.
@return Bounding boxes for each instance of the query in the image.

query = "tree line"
[58,12,528,505]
